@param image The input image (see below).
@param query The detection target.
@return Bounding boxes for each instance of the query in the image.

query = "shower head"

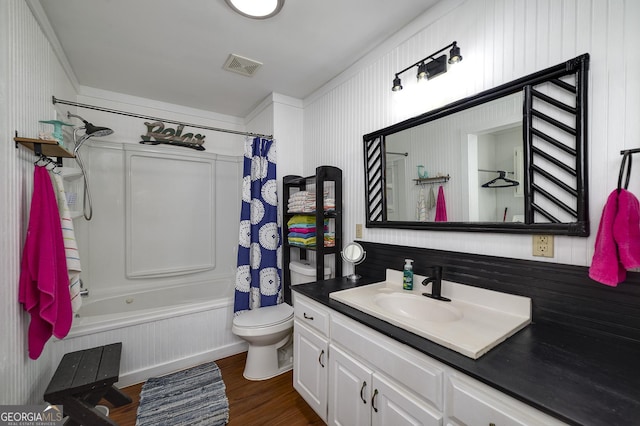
[66,112,113,222]
[85,123,114,137]
[67,112,114,137]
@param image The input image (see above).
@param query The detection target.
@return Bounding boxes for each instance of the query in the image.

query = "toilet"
[232,261,330,380]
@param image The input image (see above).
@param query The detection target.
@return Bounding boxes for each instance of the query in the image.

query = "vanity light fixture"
[391,41,463,92]
[225,0,285,19]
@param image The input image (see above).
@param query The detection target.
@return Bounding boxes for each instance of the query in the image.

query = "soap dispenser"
[403,259,414,290]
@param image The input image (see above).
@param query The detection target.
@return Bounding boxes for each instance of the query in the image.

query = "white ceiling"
[37,0,440,117]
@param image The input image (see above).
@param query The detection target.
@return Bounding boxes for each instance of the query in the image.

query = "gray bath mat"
[136,361,229,426]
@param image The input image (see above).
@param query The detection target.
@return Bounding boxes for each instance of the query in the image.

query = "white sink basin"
[330,269,531,359]
[374,293,463,323]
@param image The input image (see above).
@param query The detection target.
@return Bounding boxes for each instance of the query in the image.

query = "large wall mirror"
[364,54,589,236]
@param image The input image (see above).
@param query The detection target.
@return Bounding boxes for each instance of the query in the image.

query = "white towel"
[51,172,83,313]
[416,187,427,221]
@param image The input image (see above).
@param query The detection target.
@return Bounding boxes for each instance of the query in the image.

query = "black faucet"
[421,266,451,302]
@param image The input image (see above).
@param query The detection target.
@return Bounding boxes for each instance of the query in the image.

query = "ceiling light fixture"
[391,41,463,92]
[225,0,285,19]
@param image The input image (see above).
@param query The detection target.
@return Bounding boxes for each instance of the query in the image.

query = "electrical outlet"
[532,235,554,258]
[355,224,363,239]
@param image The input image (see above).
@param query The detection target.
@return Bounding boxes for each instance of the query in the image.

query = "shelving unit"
[413,174,450,185]
[14,136,74,159]
[15,135,83,219]
[283,166,342,304]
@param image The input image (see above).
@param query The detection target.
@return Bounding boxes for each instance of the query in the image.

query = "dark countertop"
[292,277,640,426]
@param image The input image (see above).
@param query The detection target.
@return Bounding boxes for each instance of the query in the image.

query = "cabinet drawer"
[331,312,444,410]
[294,294,330,336]
[447,374,566,426]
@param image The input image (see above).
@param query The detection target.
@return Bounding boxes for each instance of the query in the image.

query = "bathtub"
[70,280,231,337]
[53,277,247,386]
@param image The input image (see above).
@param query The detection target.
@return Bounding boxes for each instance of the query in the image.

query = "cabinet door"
[446,375,566,426]
[372,373,443,426]
[328,344,373,426]
[293,321,329,422]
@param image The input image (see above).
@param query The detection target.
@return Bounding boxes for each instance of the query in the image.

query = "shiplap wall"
[0,0,77,404]
[302,0,640,267]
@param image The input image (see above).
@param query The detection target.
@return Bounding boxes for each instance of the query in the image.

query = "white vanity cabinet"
[329,344,442,426]
[294,322,328,421]
[293,293,566,426]
[328,344,372,425]
[371,372,442,426]
[293,294,331,422]
[445,373,566,426]
[330,308,443,426]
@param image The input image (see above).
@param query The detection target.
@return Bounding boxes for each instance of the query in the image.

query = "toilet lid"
[233,303,294,328]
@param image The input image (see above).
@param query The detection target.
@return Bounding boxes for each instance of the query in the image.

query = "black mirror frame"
[364,54,589,236]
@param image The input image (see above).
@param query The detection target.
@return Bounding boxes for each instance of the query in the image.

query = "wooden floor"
[104,352,324,425]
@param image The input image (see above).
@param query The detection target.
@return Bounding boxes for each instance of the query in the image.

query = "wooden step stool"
[44,343,132,426]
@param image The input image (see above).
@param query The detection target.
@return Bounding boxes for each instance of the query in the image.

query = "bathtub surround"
[53,279,245,388]
[234,136,282,313]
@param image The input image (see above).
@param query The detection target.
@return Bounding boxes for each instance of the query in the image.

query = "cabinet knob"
[318,349,325,368]
[371,389,379,413]
[360,381,367,404]
[303,312,314,320]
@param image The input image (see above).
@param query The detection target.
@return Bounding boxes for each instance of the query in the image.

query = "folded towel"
[289,227,325,234]
[288,236,316,247]
[288,232,316,239]
[590,189,640,286]
[287,215,317,226]
[435,185,448,222]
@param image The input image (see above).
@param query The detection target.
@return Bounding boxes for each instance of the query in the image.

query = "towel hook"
[618,151,633,192]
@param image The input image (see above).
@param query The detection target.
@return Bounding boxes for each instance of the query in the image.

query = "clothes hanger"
[481,170,519,188]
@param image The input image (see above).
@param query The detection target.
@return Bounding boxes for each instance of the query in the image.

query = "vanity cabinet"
[293,322,328,422]
[328,345,372,425]
[293,292,567,426]
[329,345,441,426]
[292,294,331,422]
[445,373,565,426]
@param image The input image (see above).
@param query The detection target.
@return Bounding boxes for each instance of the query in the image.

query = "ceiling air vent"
[223,54,262,77]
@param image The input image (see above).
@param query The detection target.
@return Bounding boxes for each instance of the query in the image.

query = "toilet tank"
[290,261,331,285]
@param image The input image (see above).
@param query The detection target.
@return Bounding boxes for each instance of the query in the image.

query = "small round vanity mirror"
[341,242,366,281]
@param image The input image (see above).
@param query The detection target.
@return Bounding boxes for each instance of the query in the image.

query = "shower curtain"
[234,137,282,313]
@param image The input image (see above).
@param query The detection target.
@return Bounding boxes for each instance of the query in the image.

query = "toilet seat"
[233,304,294,329]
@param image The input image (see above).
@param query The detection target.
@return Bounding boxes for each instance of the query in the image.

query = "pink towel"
[614,189,640,269]
[18,166,72,359]
[589,188,640,286]
[435,185,448,222]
